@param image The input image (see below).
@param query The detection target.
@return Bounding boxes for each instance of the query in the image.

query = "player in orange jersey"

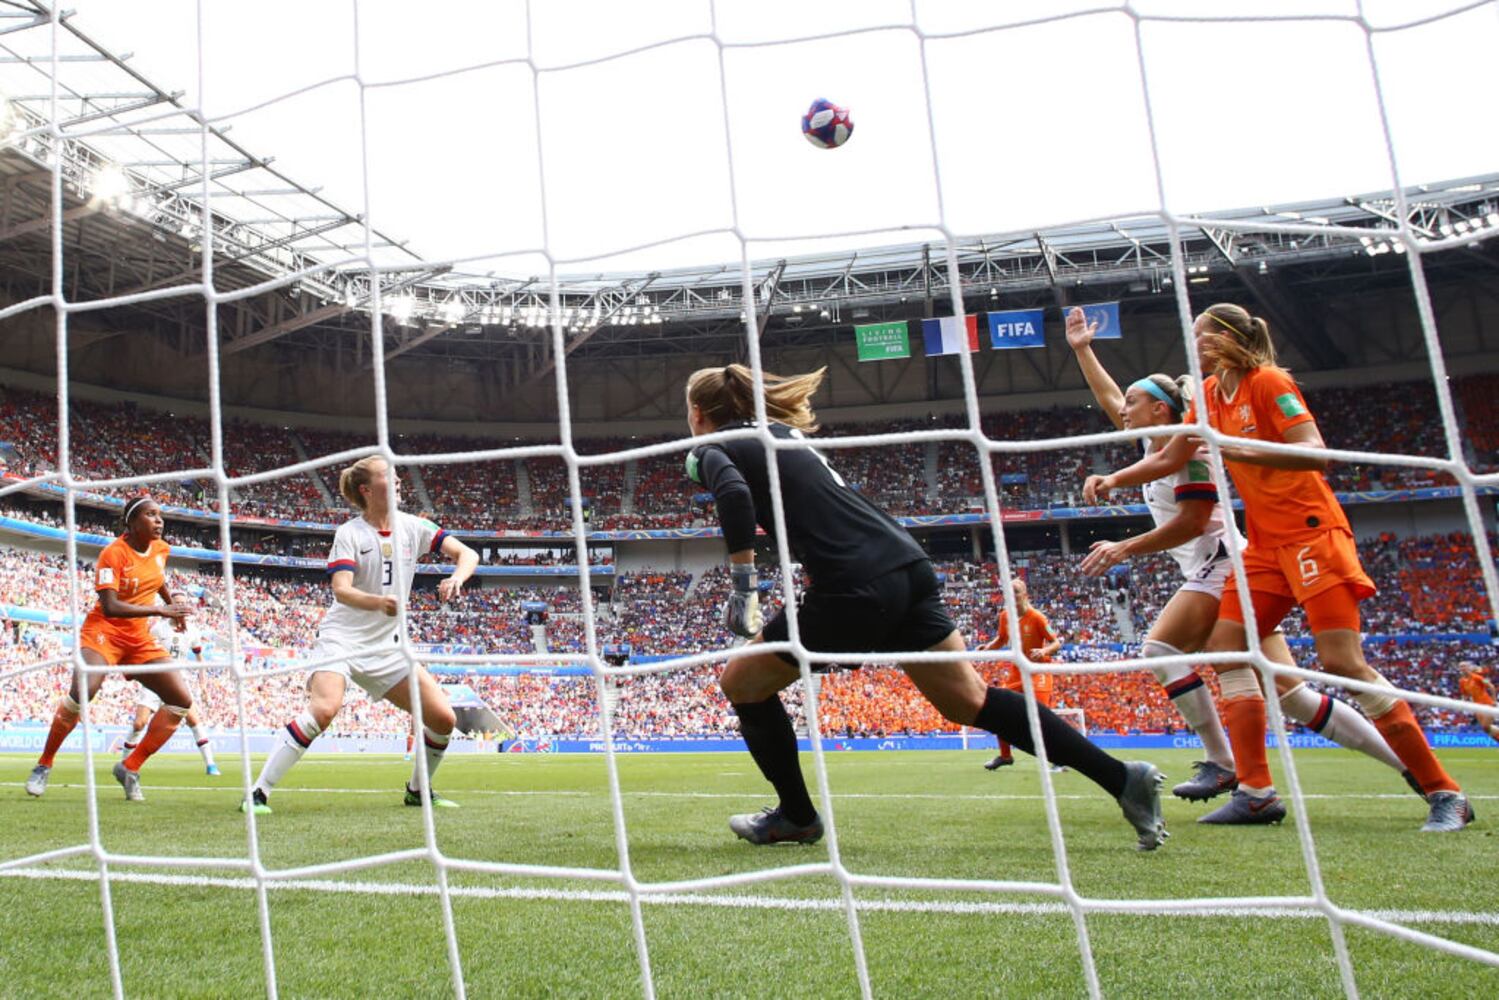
[980,578,1061,770]
[25,496,196,801]
[1085,303,1471,831]
[1457,661,1499,741]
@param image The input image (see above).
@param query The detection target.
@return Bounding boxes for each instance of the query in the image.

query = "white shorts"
[1178,556,1233,599]
[134,686,163,713]
[308,634,414,700]
[133,679,195,713]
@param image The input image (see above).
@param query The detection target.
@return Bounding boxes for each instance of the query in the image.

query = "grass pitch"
[2,747,1497,998]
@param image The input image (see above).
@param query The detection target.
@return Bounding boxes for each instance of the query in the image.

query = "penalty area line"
[1,867,1497,928]
[2,782,1496,802]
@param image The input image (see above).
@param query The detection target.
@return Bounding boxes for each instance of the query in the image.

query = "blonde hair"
[338,456,385,510]
[685,363,827,433]
[1199,303,1277,373]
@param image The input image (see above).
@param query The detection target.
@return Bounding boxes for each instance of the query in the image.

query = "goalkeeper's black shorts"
[760,558,956,670]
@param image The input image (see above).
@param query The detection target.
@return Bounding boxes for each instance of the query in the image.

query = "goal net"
[2,2,1498,998]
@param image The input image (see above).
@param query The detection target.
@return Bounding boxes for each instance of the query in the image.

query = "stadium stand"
[6,376,1497,530]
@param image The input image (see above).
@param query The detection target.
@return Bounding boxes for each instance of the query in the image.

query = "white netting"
[3,1,1499,997]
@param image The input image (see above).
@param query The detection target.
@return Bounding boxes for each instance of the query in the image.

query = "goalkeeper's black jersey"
[688,420,926,588]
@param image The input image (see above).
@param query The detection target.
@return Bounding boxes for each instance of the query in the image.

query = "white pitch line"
[1,867,1497,928]
[3,782,1496,802]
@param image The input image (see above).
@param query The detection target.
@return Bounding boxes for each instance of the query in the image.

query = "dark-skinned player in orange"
[25,496,195,801]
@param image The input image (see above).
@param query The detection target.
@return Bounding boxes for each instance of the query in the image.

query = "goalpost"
[3,3,1498,999]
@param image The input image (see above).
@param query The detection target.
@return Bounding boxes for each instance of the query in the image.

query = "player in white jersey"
[123,617,219,775]
[1065,307,1420,804]
[242,455,478,815]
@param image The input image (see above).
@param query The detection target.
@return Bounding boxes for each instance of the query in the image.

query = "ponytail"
[338,456,384,510]
[685,363,827,433]
[1199,303,1277,373]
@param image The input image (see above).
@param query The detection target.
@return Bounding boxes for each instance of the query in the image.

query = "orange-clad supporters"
[25,497,195,803]
[1085,303,1469,830]
[1458,661,1499,740]
[980,578,1062,767]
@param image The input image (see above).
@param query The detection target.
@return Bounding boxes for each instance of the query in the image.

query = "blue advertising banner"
[987,308,1046,349]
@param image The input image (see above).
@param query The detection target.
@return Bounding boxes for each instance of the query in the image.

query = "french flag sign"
[920,314,979,356]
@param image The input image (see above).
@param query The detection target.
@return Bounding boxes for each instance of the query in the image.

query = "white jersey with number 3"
[1140,442,1240,581]
[319,511,446,648]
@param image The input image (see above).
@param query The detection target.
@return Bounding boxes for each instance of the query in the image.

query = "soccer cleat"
[1420,791,1474,833]
[1197,789,1286,826]
[1171,760,1238,802]
[1115,761,1169,851]
[239,788,272,815]
[112,761,144,802]
[24,764,50,798]
[1401,769,1427,801]
[728,806,824,846]
[206,764,221,777]
[983,754,1015,771]
[404,786,459,809]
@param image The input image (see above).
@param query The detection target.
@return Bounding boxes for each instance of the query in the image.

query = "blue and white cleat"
[112,761,144,802]
[1421,791,1474,832]
[1198,789,1286,825]
[729,806,824,845]
[24,764,50,798]
[1116,761,1168,851]
[1172,760,1238,802]
[206,764,222,777]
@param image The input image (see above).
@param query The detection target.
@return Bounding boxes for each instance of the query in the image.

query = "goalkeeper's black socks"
[973,686,1128,798]
[732,695,818,826]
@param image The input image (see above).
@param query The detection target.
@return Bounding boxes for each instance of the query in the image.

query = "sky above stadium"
[65,0,1499,277]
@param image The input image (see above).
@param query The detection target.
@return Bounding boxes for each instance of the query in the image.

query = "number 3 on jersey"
[382,559,393,587]
[789,428,848,489]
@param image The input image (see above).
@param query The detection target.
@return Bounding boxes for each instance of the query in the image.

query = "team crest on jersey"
[381,542,393,558]
[1237,404,1251,424]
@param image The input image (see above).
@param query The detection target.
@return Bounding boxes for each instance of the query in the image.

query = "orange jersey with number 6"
[1197,367,1351,548]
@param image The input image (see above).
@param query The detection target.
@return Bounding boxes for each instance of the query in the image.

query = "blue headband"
[1131,378,1183,414]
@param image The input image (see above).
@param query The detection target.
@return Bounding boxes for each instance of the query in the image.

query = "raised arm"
[1066,307,1125,430]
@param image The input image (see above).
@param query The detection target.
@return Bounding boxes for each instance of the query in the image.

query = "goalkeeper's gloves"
[723,563,763,638]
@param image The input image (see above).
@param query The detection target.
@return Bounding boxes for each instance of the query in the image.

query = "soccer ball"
[801,98,852,149]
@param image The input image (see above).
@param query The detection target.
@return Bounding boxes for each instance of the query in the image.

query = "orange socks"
[1371,701,1460,795]
[1223,697,1274,792]
[37,702,80,768]
[122,706,187,773]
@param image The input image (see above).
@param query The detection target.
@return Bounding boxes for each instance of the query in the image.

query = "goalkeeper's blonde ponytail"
[686,363,827,433]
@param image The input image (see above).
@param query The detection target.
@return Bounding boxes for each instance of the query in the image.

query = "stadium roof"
[0,0,1495,374]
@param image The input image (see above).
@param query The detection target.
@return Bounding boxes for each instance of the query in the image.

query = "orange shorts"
[80,628,167,667]
[1003,668,1054,707]
[1219,531,1373,636]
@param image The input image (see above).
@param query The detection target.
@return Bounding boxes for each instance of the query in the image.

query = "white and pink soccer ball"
[801,98,853,149]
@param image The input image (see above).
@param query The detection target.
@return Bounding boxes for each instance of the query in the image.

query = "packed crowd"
[2,525,1495,738]
[6,376,1496,533]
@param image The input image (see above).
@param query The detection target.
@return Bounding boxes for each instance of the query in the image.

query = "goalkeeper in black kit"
[684,363,1168,850]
